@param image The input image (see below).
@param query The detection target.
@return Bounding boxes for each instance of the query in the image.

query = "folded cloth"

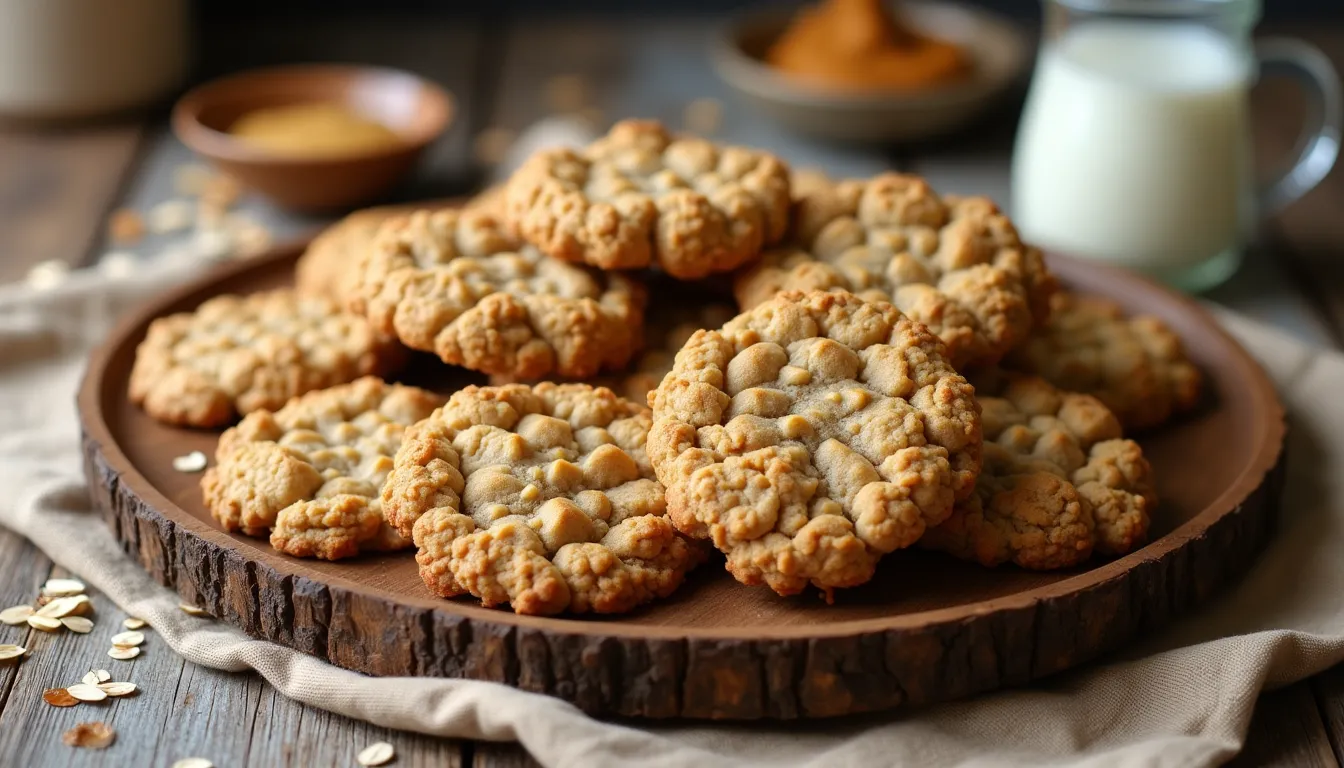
[2,256,1342,768]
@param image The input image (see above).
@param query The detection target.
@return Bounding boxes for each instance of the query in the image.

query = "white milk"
[1012,22,1255,274]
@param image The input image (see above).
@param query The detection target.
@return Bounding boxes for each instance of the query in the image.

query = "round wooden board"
[78,244,1286,720]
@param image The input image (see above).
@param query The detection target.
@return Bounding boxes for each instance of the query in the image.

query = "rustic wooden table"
[1,13,1343,767]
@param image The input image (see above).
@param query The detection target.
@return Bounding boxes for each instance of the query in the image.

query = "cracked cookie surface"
[1005,292,1202,431]
[921,371,1156,570]
[352,207,646,380]
[733,173,1056,368]
[383,382,699,615]
[296,204,411,306]
[129,289,404,428]
[201,377,442,560]
[505,119,791,279]
[648,289,982,599]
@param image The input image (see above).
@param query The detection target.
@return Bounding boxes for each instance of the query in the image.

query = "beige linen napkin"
[1,262,1340,768]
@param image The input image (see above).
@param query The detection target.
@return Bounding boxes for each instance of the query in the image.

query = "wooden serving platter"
[78,244,1286,720]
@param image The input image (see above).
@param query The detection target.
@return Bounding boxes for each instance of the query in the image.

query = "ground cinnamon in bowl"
[768,0,971,90]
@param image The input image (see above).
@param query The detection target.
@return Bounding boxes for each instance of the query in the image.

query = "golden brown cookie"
[129,290,404,428]
[648,289,982,599]
[921,372,1155,570]
[1005,292,1202,431]
[295,205,408,306]
[201,377,442,560]
[351,207,646,380]
[382,382,700,615]
[505,119,791,279]
[734,173,1056,369]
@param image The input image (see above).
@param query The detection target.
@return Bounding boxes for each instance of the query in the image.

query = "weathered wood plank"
[0,530,55,722]
[0,124,143,282]
[247,681,465,768]
[1310,663,1344,765]
[1233,682,1339,768]
[473,741,544,768]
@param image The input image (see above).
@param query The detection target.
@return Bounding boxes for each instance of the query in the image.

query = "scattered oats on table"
[173,451,208,473]
[0,605,33,625]
[0,644,26,661]
[357,741,396,767]
[107,646,141,660]
[43,578,86,596]
[61,616,94,633]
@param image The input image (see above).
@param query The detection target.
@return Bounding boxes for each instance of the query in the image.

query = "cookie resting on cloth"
[648,289,983,599]
[129,289,404,428]
[202,377,442,560]
[350,207,646,380]
[733,173,1056,369]
[1005,292,1202,431]
[921,371,1156,569]
[381,382,700,615]
[504,119,791,279]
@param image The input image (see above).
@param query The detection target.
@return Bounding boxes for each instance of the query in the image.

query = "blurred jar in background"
[1012,0,1341,293]
[0,0,189,121]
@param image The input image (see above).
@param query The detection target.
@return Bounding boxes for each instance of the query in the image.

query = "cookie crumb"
[682,97,723,135]
[62,722,115,749]
[107,208,146,244]
[43,688,78,707]
[173,451,208,473]
[357,741,396,767]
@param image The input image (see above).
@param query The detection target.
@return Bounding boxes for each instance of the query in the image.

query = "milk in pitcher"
[1012,21,1255,277]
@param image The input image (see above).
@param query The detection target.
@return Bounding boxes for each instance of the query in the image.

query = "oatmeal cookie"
[352,207,645,380]
[129,289,404,428]
[296,205,409,305]
[1005,292,1202,431]
[733,173,1056,368]
[201,377,442,560]
[648,289,982,599]
[921,372,1155,570]
[505,119,791,279]
[383,382,699,615]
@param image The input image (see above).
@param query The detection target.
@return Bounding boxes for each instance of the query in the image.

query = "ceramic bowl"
[712,1,1031,143]
[172,64,452,213]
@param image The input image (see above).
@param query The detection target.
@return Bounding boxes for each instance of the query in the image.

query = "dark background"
[199,0,1344,22]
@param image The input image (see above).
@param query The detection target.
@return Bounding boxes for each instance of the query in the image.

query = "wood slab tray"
[78,244,1287,720]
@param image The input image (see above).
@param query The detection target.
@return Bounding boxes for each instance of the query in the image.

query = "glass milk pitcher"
[1012,0,1341,291]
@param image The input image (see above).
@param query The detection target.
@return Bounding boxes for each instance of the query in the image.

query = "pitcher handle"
[1256,38,1343,215]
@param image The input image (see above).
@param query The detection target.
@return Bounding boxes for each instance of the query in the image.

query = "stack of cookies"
[128,119,1202,615]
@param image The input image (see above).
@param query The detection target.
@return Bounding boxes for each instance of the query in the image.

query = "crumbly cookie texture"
[1005,292,1202,431]
[505,119,791,279]
[921,371,1155,570]
[129,289,404,428]
[201,377,442,560]
[648,289,982,599]
[733,173,1056,369]
[382,382,700,615]
[351,207,646,380]
[489,300,739,402]
[296,205,409,306]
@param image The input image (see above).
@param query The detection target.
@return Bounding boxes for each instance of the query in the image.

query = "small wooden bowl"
[172,65,452,213]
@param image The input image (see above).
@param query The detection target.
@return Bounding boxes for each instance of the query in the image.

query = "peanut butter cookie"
[1006,292,1202,431]
[734,173,1056,368]
[383,383,699,615]
[129,290,404,428]
[351,207,646,380]
[921,372,1155,570]
[505,119,791,279]
[648,289,982,599]
[202,377,442,560]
